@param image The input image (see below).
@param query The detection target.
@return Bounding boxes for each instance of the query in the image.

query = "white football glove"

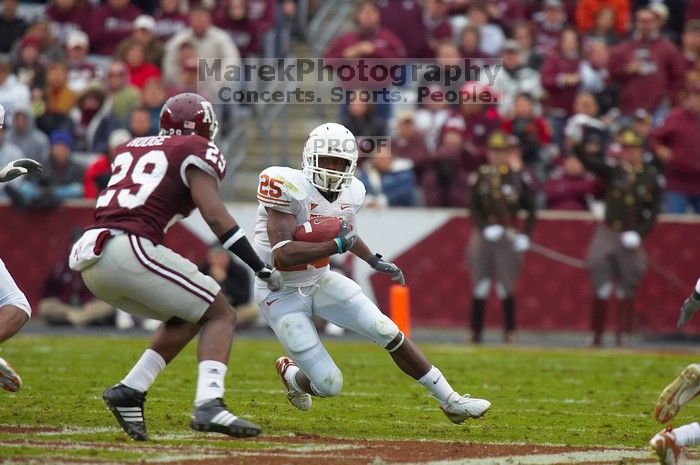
[369,254,406,286]
[620,230,641,249]
[483,224,505,242]
[678,291,700,328]
[0,158,43,183]
[256,265,283,291]
[513,234,531,252]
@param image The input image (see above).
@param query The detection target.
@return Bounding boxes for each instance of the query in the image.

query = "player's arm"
[187,167,282,290]
[0,159,42,183]
[266,207,341,268]
[350,237,406,286]
[678,279,700,328]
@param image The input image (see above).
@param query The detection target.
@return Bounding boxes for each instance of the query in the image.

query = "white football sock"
[418,366,458,404]
[673,422,700,447]
[195,360,227,407]
[284,364,302,392]
[121,349,166,393]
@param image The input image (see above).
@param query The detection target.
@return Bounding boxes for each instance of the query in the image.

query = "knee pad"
[473,279,491,299]
[310,366,343,397]
[596,282,613,300]
[373,313,400,347]
[277,313,318,353]
[495,282,508,299]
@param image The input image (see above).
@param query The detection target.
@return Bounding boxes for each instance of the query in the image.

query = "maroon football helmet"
[159,93,219,141]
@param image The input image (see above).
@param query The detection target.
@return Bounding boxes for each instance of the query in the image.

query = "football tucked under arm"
[293,217,356,253]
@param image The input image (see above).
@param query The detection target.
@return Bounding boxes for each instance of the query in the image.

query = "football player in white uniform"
[650,283,700,464]
[0,103,43,392]
[253,123,491,423]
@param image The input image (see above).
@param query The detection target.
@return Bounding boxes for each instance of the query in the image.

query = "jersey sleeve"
[179,136,227,187]
[257,167,297,215]
[349,177,366,214]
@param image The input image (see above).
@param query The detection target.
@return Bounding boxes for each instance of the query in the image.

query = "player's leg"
[0,259,32,392]
[314,272,491,423]
[466,234,493,343]
[257,286,340,410]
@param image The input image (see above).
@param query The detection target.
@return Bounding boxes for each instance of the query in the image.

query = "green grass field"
[1,334,699,464]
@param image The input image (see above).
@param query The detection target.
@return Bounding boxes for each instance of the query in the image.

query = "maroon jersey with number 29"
[89,134,226,245]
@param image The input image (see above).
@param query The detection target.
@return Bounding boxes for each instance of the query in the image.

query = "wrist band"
[334,238,343,254]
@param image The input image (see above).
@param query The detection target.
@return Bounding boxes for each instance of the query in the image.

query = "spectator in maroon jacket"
[123,41,161,89]
[325,0,406,122]
[91,0,142,55]
[608,8,686,121]
[544,156,598,210]
[214,0,262,59]
[378,0,425,58]
[0,0,26,54]
[650,81,700,213]
[485,0,525,33]
[541,27,582,146]
[688,0,700,23]
[115,15,164,66]
[153,0,188,40]
[683,20,700,72]
[533,0,567,57]
[245,0,276,56]
[422,0,453,58]
[391,111,431,181]
[45,0,92,47]
[65,30,102,93]
[502,92,552,173]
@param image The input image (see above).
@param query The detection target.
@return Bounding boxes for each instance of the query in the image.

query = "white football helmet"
[302,123,358,193]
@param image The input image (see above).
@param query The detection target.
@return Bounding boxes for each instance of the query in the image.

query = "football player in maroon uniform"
[70,93,282,440]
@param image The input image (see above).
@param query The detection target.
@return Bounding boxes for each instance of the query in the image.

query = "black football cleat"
[190,398,261,438]
[103,384,148,441]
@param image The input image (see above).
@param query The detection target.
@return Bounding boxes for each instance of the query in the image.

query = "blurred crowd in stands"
[0,0,699,215]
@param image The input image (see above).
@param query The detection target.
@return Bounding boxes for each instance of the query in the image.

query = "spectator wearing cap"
[70,84,119,153]
[0,59,30,124]
[583,7,621,47]
[115,15,165,66]
[575,0,629,37]
[642,0,685,42]
[541,27,583,146]
[7,129,84,208]
[13,36,46,90]
[544,156,599,210]
[421,0,453,58]
[163,6,241,95]
[6,105,49,164]
[512,20,543,70]
[490,39,543,118]
[358,144,418,207]
[391,111,431,181]
[466,129,536,344]
[43,61,77,117]
[377,0,426,58]
[105,60,142,123]
[153,0,188,40]
[650,81,700,213]
[324,0,406,122]
[91,0,143,56]
[0,0,26,54]
[533,0,567,57]
[65,31,102,94]
[45,0,93,47]
[122,41,162,90]
[462,3,504,56]
[501,93,551,175]
[683,20,700,72]
[214,0,262,59]
[84,128,131,199]
[608,8,685,121]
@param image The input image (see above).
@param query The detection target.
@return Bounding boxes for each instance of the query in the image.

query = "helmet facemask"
[303,152,356,193]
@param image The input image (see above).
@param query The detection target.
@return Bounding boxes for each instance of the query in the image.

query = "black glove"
[256,264,283,291]
[0,159,43,183]
[333,220,357,254]
[369,253,406,286]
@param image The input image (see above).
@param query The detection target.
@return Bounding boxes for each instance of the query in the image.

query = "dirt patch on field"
[0,433,660,465]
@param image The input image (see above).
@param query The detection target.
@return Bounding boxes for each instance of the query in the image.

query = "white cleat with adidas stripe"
[190,398,261,438]
[655,364,700,423]
[0,357,21,392]
[103,384,148,441]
